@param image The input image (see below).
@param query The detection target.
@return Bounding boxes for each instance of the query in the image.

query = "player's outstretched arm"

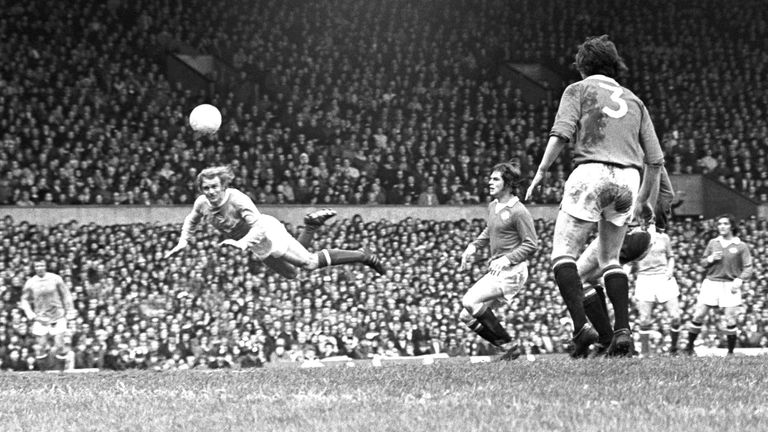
[164,238,189,259]
[164,204,203,259]
[526,135,566,201]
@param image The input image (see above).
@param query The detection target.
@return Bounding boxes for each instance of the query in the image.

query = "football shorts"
[245,214,292,259]
[697,279,742,308]
[561,163,640,226]
[634,274,680,303]
[472,261,529,303]
[31,317,68,337]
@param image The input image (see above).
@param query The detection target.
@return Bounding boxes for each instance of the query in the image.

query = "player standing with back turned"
[526,35,664,358]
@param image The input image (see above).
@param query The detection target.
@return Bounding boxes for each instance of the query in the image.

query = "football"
[189,104,222,134]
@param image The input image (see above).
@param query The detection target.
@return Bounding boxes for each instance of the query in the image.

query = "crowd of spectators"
[1,0,767,206]
[2,213,768,371]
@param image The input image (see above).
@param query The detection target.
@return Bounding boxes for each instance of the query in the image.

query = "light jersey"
[550,74,664,170]
[702,237,753,282]
[22,272,72,321]
[471,197,538,265]
[182,188,262,241]
[634,230,672,275]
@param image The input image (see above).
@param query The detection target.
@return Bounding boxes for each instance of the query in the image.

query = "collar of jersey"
[493,196,519,213]
[717,236,741,247]
[585,74,619,86]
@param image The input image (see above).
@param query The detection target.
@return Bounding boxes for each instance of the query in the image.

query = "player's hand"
[219,239,248,251]
[731,278,743,293]
[708,251,723,263]
[459,245,477,271]
[164,239,188,259]
[525,171,545,201]
[489,256,511,273]
[633,201,654,227]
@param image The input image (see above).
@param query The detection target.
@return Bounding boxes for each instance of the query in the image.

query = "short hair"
[573,35,628,78]
[196,166,234,191]
[491,160,522,194]
[715,213,738,235]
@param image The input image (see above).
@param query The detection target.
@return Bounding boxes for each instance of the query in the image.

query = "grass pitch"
[1,356,766,432]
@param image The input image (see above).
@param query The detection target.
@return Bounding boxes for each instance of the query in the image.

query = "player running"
[526,35,664,358]
[459,161,538,361]
[164,166,385,277]
[684,214,752,356]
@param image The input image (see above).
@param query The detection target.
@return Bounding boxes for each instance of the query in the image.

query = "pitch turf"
[1,356,766,432]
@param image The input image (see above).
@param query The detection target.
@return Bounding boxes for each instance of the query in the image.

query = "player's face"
[488,170,506,198]
[201,177,225,205]
[716,218,732,237]
[33,261,46,276]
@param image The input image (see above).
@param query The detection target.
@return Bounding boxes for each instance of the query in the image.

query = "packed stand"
[1,214,768,371]
[1,0,768,206]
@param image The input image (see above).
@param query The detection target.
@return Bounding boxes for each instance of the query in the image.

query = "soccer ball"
[189,104,222,134]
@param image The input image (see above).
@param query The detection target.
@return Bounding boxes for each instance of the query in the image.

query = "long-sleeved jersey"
[550,74,664,170]
[700,237,753,281]
[471,197,538,265]
[181,188,261,242]
[22,272,74,322]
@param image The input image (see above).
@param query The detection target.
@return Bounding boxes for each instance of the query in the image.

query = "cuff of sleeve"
[548,131,570,142]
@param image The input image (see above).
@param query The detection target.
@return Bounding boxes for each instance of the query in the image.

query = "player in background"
[19,259,76,369]
[684,214,752,356]
[164,166,385,277]
[459,161,538,361]
[526,35,664,358]
[578,167,674,356]
[628,218,681,356]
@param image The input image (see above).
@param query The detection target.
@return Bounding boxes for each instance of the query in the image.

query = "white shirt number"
[598,83,628,119]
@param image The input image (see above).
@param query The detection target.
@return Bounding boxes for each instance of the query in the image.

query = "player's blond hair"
[196,166,235,191]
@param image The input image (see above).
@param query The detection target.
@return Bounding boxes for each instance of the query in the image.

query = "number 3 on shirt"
[598,82,628,119]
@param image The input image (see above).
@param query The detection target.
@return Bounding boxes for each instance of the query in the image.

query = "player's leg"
[278,235,384,275]
[460,274,514,349]
[723,306,740,355]
[596,219,633,356]
[51,319,71,371]
[258,214,385,275]
[297,208,337,248]
[551,211,598,357]
[29,322,52,370]
[636,300,654,356]
[262,256,300,279]
[578,239,614,350]
[685,302,711,355]
[720,281,742,355]
[663,296,682,354]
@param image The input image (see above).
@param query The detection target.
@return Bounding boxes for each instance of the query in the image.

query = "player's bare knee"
[638,317,652,329]
[459,308,474,324]
[461,301,484,317]
[301,255,319,270]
